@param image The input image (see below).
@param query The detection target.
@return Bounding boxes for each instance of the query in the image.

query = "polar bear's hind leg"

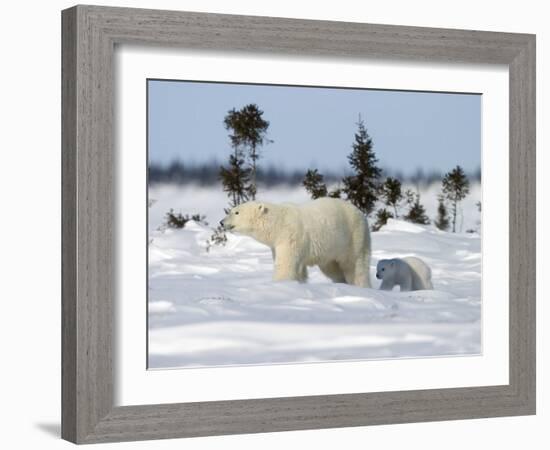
[352,256,371,288]
[399,272,413,291]
[319,261,346,283]
[339,262,357,286]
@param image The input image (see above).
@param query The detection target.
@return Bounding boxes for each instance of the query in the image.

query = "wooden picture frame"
[61,5,536,444]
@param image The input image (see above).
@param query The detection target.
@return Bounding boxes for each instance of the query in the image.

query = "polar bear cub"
[376,257,433,291]
[221,198,372,287]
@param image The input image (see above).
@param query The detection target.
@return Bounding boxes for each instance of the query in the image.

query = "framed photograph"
[62,5,536,444]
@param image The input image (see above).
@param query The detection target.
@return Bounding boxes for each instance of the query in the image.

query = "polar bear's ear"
[258,203,268,214]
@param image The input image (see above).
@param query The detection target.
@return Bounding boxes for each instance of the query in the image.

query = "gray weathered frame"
[61,4,536,444]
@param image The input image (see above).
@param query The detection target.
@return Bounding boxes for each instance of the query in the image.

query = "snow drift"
[148,184,481,368]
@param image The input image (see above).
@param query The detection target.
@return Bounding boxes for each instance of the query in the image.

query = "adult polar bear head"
[220,201,272,244]
[221,199,371,288]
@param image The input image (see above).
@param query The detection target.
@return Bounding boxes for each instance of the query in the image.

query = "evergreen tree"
[441,165,470,232]
[372,208,394,232]
[303,169,328,199]
[163,209,190,229]
[341,116,382,215]
[403,188,416,207]
[404,193,430,225]
[219,153,251,207]
[328,187,342,198]
[207,224,228,252]
[434,194,450,231]
[163,210,208,229]
[223,104,270,200]
[380,177,404,218]
[476,201,482,228]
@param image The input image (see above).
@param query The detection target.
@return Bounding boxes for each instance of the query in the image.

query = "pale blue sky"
[148,79,481,175]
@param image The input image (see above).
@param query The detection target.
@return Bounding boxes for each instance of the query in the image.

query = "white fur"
[376,257,433,291]
[222,198,371,287]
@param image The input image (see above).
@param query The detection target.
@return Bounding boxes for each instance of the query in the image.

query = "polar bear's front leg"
[273,246,306,282]
[379,279,395,291]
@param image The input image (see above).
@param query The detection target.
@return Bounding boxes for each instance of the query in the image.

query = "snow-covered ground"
[148,183,482,369]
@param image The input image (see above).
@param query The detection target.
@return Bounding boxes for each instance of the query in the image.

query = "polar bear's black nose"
[376,273,381,279]
[220,220,224,226]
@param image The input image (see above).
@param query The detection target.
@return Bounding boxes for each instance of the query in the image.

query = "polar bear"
[221,198,371,287]
[376,257,433,291]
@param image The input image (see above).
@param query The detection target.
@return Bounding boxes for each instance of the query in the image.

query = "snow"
[148,184,482,369]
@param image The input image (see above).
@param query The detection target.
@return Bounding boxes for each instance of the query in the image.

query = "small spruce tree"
[380,177,404,218]
[163,210,208,229]
[219,153,251,207]
[404,188,416,207]
[303,169,328,199]
[441,165,470,232]
[404,193,430,225]
[342,116,382,215]
[372,208,394,232]
[328,187,342,198]
[207,224,228,252]
[164,209,190,229]
[434,194,450,231]
[223,104,270,200]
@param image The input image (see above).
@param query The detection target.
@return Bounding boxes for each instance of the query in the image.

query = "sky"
[148,79,481,176]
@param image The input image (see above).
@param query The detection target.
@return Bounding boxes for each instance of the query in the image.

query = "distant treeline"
[149,160,481,187]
